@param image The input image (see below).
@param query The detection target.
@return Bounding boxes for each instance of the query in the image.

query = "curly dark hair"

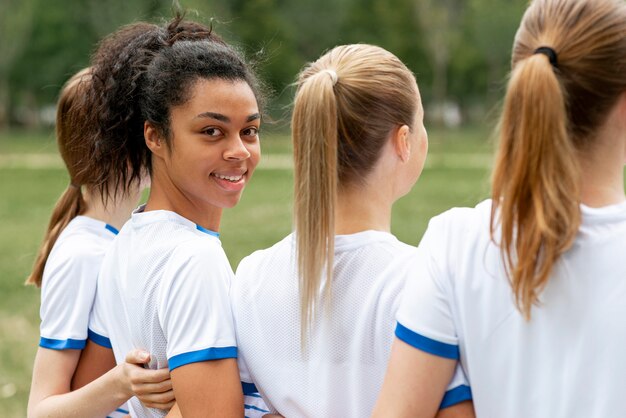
[84,14,266,201]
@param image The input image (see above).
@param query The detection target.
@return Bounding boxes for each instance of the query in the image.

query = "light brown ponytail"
[292,45,418,342]
[26,69,92,287]
[491,0,626,318]
[27,186,86,286]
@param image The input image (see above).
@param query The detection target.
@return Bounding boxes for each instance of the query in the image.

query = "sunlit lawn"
[0,126,495,416]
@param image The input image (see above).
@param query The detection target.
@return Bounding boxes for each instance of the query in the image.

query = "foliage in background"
[2,0,527,129]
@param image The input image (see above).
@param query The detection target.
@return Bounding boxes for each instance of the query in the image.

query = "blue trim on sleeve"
[196,224,220,238]
[242,381,259,395]
[395,322,459,359]
[245,404,269,413]
[105,224,119,235]
[39,337,86,350]
[88,329,112,349]
[440,385,472,409]
[168,346,237,371]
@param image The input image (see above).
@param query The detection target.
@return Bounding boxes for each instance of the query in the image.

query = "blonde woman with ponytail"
[27,68,173,418]
[375,0,626,417]
[231,44,473,417]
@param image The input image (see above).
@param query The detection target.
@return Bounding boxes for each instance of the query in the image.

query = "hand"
[263,415,284,418]
[122,349,175,410]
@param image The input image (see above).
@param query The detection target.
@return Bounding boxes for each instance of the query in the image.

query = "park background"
[1,0,617,417]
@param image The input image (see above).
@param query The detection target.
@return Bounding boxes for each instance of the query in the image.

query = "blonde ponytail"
[292,44,418,344]
[293,71,338,343]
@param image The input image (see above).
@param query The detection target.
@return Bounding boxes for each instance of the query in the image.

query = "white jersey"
[39,216,127,418]
[397,199,626,418]
[89,208,238,418]
[232,231,471,418]
[39,216,118,350]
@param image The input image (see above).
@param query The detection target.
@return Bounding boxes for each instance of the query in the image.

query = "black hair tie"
[534,46,558,68]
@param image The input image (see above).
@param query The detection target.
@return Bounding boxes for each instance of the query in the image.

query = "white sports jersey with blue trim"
[39,216,118,350]
[38,216,127,417]
[396,199,626,418]
[89,208,238,418]
[232,231,470,418]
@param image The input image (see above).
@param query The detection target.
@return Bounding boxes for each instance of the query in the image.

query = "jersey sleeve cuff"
[39,337,86,350]
[440,384,472,409]
[168,346,237,371]
[88,328,112,349]
[395,322,459,359]
[242,381,259,395]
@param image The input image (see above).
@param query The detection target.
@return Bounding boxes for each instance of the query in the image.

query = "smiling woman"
[71,18,268,418]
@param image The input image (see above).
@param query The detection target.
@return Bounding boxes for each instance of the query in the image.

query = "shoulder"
[236,234,294,277]
[425,199,493,245]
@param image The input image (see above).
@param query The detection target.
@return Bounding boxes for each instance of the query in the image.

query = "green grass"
[0,126,492,416]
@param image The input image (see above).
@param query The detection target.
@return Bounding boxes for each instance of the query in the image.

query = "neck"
[145,169,222,232]
[335,182,393,235]
[578,130,626,208]
[82,188,140,231]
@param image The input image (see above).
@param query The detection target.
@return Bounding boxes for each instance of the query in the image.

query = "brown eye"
[202,127,223,137]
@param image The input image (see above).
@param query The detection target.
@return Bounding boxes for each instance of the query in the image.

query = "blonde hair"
[27,68,93,287]
[292,44,418,341]
[492,0,626,318]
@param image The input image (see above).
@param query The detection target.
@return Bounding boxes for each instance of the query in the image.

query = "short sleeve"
[395,215,459,358]
[440,363,472,408]
[87,287,112,349]
[39,249,100,350]
[159,241,238,371]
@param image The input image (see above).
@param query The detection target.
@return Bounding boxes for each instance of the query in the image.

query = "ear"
[392,125,411,162]
[144,122,166,158]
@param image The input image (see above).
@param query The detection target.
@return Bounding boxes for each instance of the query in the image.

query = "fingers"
[137,389,176,410]
[125,349,150,365]
[129,366,171,384]
[131,378,173,395]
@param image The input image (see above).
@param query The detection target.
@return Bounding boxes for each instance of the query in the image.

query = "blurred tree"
[414,0,466,124]
[468,0,526,105]
[0,0,35,129]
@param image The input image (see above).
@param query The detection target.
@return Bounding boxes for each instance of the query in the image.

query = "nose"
[223,135,251,161]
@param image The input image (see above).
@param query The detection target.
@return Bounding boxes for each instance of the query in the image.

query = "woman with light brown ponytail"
[27,67,173,418]
[374,0,626,417]
[231,44,473,418]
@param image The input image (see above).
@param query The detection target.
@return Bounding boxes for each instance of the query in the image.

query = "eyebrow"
[195,112,261,123]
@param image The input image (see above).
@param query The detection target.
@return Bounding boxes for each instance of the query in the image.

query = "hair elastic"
[322,69,338,86]
[533,46,558,68]
[69,183,81,189]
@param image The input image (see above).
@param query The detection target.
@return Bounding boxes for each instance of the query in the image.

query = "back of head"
[27,68,93,286]
[291,44,418,341]
[492,0,626,317]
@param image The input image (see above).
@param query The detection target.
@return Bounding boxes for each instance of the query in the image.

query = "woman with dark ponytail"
[375,0,626,416]
[231,44,472,417]
[81,15,267,418]
[27,67,174,417]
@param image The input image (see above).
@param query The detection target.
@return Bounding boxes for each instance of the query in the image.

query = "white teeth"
[214,173,242,182]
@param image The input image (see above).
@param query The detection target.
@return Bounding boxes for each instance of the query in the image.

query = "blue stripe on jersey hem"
[196,224,220,238]
[105,224,119,235]
[395,322,459,359]
[245,404,270,413]
[246,393,263,399]
[88,329,112,349]
[168,346,237,371]
[242,381,259,395]
[440,385,472,409]
[39,337,86,350]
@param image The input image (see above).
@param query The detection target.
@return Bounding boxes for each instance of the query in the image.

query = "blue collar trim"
[196,224,220,238]
[105,224,119,235]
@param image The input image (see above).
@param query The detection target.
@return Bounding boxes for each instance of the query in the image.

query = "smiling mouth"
[211,172,244,182]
